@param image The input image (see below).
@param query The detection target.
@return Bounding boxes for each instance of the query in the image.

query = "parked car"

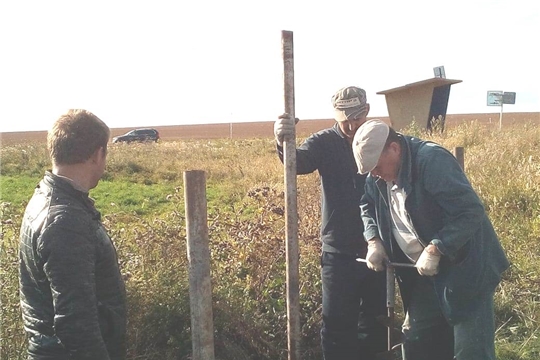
[112,128,160,143]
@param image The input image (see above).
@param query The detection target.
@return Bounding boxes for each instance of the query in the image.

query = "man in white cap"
[273,87,387,359]
[352,119,509,360]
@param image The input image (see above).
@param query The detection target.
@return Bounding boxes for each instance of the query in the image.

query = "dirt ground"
[1,112,538,146]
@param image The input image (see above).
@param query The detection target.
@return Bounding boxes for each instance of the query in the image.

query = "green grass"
[1,123,539,359]
[93,180,179,216]
[0,176,40,207]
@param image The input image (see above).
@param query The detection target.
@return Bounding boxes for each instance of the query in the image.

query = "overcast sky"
[1,0,538,132]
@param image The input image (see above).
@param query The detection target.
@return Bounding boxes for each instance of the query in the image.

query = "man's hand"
[365,238,388,272]
[416,245,441,276]
[274,113,299,146]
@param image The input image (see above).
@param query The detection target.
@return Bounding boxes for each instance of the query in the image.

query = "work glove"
[274,113,298,146]
[365,238,388,272]
[415,246,441,276]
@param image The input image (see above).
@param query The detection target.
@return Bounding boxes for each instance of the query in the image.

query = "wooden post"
[499,103,504,130]
[281,30,301,360]
[453,147,464,171]
[184,170,215,360]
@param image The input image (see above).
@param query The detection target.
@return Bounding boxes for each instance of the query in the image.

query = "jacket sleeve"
[360,179,381,242]
[39,220,111,360]
[276,133,324,175]
[419,144,486,260]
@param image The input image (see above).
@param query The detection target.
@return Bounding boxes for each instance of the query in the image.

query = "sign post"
[487,90,516,130]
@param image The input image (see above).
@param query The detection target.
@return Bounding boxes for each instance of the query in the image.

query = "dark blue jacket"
[19,172,126,360]
[278,123,367,256]
[360,135,509,324]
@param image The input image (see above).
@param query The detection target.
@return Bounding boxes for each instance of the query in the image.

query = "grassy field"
[1,120,539,359]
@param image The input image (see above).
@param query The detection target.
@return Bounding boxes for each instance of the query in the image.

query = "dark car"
[112,128,160,143]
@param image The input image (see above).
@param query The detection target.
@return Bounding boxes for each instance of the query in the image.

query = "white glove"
[274,113,298,146]
[365,238,388,272]
[416,246,441,276]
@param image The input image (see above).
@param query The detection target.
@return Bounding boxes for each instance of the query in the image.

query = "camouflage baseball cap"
[331,86,368,122]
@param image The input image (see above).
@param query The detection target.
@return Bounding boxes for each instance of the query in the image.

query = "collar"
[395,135,413,194]
[44,172,99,217]
[54,174,89,193]
[387,181,399,191]
[333,122,346,138]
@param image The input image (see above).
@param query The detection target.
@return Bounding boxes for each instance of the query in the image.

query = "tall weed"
[1,123,539,359]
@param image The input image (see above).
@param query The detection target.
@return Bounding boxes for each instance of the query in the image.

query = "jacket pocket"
[98,302,125,342]
[436,239,486,323]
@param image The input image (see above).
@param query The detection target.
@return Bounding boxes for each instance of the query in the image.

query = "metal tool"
[357,258,415,359]
[356,257,416,269]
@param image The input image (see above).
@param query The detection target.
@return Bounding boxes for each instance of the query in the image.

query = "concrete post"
[184,170,215,360]
[281,30,301,360]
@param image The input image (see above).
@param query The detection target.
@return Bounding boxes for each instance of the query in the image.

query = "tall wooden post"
[184,170,215,360]
[281,30,301,360]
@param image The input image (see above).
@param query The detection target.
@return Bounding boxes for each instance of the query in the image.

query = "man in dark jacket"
[353,119,509,360]
[19,109,126,360]
[274,87,387,359]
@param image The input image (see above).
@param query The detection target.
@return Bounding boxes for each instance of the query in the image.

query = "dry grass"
[1,118,539,359]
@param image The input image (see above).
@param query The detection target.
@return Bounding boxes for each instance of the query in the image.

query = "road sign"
[503,92,516,104]
[487,91,503,106]
[487,90,517,130]
[433,66,446,78]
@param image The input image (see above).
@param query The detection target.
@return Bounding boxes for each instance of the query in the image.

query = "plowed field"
[1,112,538,146]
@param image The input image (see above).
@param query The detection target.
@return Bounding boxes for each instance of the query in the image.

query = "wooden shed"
[377,77,462,131]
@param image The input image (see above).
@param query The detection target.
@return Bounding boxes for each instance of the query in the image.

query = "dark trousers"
[321,251,387,360]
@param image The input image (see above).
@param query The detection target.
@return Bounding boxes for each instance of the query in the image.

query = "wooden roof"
[377,78,462,95]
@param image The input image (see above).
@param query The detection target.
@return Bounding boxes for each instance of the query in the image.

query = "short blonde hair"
[47,109,110,165]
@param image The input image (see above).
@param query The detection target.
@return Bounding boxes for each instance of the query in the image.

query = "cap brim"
[334,107,367,122]
[334,109,348,122]
[357,141,386,174]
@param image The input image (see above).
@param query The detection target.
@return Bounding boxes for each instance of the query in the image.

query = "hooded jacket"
[19,172,126,360]
[360,135,509,324]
